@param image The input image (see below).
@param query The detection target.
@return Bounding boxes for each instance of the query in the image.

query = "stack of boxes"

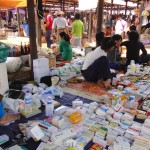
[33,58,50,83]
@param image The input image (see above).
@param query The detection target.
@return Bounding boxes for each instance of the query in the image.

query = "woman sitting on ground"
[121,31,150,66]
[81,37,116,90]
[57,32,73,61]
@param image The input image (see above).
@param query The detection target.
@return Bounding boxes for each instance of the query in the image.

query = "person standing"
[71,13,84,48]
[44,9,53,48]
[115,15,127,38]
[52,10,69,42]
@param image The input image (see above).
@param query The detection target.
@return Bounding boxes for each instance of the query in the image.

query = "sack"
[40,75,60,87]
[6,57,22,73]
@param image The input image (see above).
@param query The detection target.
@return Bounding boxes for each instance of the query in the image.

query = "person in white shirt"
[52,10,69,42]
[115,15,127,38]
[81,37,115,89]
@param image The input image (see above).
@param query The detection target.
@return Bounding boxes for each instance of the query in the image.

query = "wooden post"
[36,4,42,47]
[117,5,119,15]
[125,0,128,17]
[60,0,63,10]
[110,0,113,35]
[16,8,20,36]
[137,2,144,34]
[88,9,92,42]
[63,0,65,12]
[27,0,38,76]
[96,0,104,33]
[24,7,27,20]
[0,12,2,28]
[74,3,76,15]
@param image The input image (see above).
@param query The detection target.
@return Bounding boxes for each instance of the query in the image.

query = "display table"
[0,92,93,150]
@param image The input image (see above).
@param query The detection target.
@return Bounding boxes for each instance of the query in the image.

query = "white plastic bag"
[6,57,22,73]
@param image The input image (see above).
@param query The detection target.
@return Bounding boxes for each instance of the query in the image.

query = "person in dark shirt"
[96,32,105,47]
[121,31,150,65]
[107,34,122,70]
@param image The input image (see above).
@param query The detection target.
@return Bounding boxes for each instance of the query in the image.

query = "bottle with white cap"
[24,91,32,114]
[130,60,136,72]
[45,101,54,117]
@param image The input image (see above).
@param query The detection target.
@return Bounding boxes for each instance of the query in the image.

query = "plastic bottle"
[24,42,28,55]
[20,42,24,55]
[45,101,54,117]
[130,60,136,72]
[24,91,32,114]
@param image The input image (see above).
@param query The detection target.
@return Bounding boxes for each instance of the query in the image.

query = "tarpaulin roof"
[0,0,36,8]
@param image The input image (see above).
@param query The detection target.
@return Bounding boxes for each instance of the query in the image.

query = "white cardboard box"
[33,66,50,75]
[33,58,49,69]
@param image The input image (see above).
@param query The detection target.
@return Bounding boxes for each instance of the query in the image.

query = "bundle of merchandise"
[16,96,150,150]
[50,59,84,84]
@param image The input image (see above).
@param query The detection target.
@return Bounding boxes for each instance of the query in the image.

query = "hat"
[55,10,64,16]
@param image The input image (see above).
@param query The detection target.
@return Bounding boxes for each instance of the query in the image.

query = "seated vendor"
[121,31,150,66]
[107,34,123,71]
[0,94,20,125]
[81,37,116,90]
[56,32,73,61]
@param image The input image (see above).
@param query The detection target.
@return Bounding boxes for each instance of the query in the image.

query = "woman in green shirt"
[58,32,73,61]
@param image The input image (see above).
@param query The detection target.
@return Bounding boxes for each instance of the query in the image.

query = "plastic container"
[24,91,32,114]
[130,60,136,72]
[0,42,10,63]
[69,112,82,124]
[45,101,54,117]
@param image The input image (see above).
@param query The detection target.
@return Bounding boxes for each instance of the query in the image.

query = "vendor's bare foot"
[102,79,112,90]
[97,79,112,90]
[0,113,20,125]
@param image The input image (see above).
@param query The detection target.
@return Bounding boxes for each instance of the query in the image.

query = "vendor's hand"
[102,79,112,90]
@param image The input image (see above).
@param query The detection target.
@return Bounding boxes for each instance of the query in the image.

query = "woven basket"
[8,67,31,82]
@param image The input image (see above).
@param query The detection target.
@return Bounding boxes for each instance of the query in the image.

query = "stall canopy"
[0,0,22,8]
[0,0,36,8]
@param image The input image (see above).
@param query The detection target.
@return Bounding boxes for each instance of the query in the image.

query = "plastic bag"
[6,57,22,73]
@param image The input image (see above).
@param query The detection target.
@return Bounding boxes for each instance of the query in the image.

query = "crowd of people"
[42,9,150,89]
[0,9,150,125]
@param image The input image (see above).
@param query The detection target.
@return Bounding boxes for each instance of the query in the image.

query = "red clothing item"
[105,29,110,36]
[46,14,53,30]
